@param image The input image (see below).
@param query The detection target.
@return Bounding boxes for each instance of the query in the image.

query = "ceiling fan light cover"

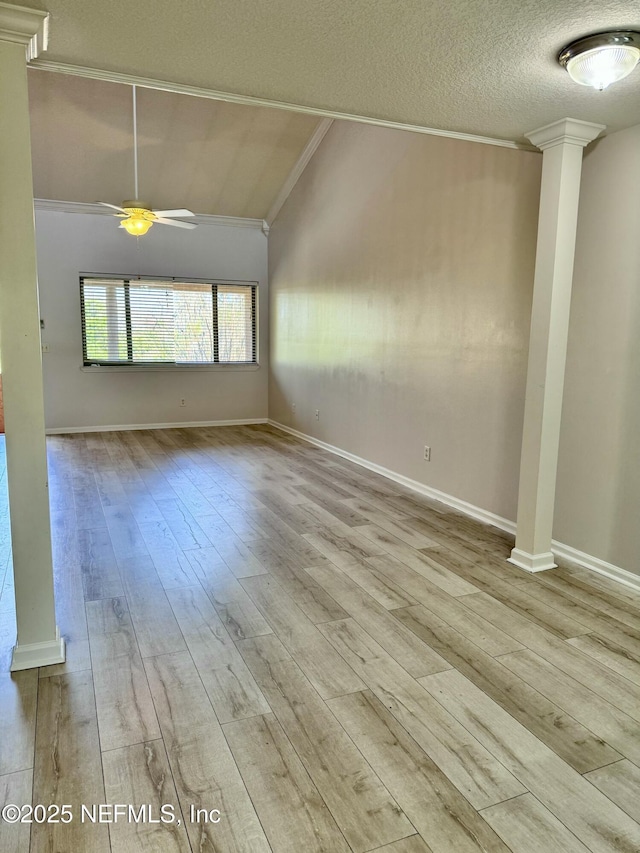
[559,31,640,90]
[121,216,154,236]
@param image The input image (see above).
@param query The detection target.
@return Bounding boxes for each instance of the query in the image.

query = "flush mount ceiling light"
[559,31,640,90]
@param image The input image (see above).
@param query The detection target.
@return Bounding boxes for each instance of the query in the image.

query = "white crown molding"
[526,118,605,150]
[268,419,640,593]
[0,2,48,60]
[46,417,268,434]
[27,61,537,152]
[266,118,334,226]
[34,199,266,230]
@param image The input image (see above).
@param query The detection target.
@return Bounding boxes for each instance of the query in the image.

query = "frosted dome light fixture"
[559,31,640,90]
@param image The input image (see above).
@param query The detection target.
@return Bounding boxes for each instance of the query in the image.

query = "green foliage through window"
[80,277,257,365]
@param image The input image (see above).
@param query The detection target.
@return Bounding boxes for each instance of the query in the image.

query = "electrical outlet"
[314,409,320,420]
[292,402,296,412]
[180,398,186,407]
[41,344,50,353]
[424,445,431,461]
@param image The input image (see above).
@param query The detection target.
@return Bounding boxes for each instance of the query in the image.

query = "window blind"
[80,278,257,366]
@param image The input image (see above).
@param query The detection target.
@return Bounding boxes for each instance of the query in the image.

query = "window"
[80,277,257,366]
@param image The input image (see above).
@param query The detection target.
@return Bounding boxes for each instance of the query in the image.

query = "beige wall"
[555,124,640,575]
[269,122,541,520]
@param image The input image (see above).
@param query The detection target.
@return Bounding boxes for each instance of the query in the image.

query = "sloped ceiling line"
[29,60,534,151]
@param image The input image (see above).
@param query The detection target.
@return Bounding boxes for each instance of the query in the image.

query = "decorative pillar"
[0,3,65,669]
[509,118,604,573]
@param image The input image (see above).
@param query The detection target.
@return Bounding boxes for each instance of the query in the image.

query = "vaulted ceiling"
[28,71,322,218]
[21,0,640,143]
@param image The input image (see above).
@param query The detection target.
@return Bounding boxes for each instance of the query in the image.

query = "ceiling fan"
[97,86,197,236]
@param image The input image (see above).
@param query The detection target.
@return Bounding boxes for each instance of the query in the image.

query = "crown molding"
[526,118,605,150]
[27,61,537,152]
[266,118,334,226]
[0,2,48,60]
[34,199,266,231]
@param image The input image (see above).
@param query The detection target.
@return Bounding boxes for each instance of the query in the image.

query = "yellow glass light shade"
[121,214,154,236]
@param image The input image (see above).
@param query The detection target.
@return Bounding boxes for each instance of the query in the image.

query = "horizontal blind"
[81,278,256,365]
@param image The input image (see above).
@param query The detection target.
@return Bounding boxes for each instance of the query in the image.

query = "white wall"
[555,124,640,577]
[268,122,541,521]
[35,210,268,430]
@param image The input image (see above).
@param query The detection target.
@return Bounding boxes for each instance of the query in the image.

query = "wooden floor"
[1,425,640,853]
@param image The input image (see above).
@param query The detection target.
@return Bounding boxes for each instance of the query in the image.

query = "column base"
[507,548,557,573]
[10,627,66,671]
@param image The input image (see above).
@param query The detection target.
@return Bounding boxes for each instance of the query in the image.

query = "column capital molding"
[0,2,48,60]
[526,118,605,151]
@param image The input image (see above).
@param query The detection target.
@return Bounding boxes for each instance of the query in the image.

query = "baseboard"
[268,420,640,593]
[11,627,66,671]
[46,418,268,435]
[550,540,640,592]
[268,420,517,535]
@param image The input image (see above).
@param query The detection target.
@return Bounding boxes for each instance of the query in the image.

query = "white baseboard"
[507,548,557,573]
[46,418,268,435]
[268,420,640,593]
[550,541,640,592]
[11,627,66,671]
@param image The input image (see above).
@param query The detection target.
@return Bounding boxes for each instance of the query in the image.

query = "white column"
[509,118,604,573]
[0,3,65,669]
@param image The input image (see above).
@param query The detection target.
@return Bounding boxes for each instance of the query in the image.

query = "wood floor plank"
[144,651,271,853]
[240,574,365,698]
[213,536,269,578]
[166,585,270,723]
[567,633,640,686]
[497,648,640,766]
[356,527,480,597]
[480,793,591,853]
[307,563,451,677]
[121,577,187,659]
[319,618,525,809]
[154,498,213,549]
[374,838,434,853]
[0,668,37,775]
[584,760,640,824]
[0,769,32,853]
[247,538,348,623]
[347,502,438,548]
[463,592,640,722]
[103,505,150,561]
[86,598,161,751]
[223,712,352,852]
[304,525,387,563]
[102,739,190,852]
[148,549,200,590]
[237,633,415,852]
[78,528,124,601]
[394,605,620,772]
[327,689,511,853]
[186,549,273,641]
[511,580,640,655]
[419,668,640,853]
[32,671,110,853]
[321,548,419,610]
[367,556,525,656]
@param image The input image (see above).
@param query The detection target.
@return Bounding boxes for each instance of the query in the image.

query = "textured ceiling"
[28,71,321,218]
[19,0,640,143]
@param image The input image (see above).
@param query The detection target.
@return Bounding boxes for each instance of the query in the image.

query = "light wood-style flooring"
[1,424,640,852]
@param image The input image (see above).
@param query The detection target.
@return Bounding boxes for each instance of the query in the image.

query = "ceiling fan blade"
[152,208,195,218]
[155,218,198,229]
[97,201,128,214]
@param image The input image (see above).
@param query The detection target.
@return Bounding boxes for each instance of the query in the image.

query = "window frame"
[79,274,258,369]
